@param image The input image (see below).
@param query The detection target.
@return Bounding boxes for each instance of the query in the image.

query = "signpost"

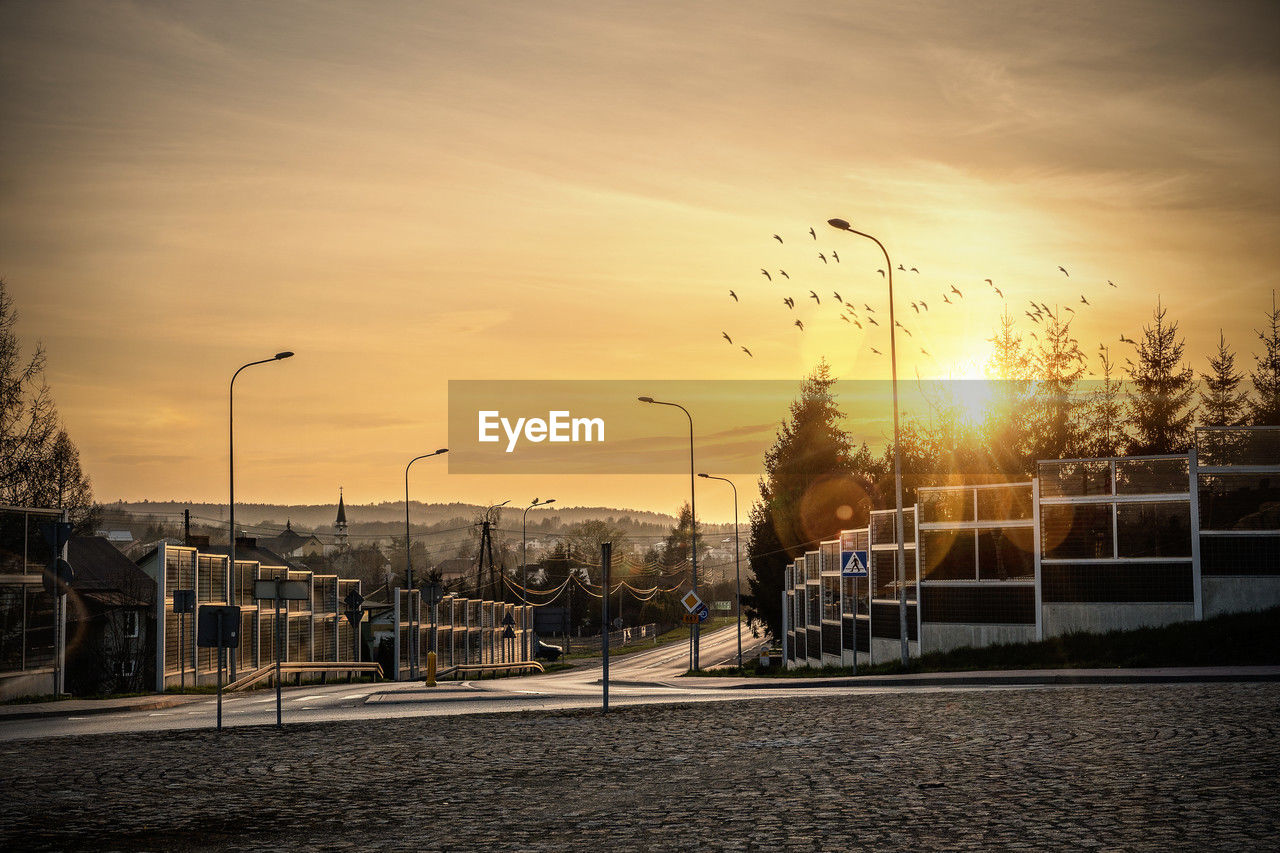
[254,578,311,728]
[600,542,611,714]
[38,519,74,694]
[840,532,869,578]
[173,590,195,688]
[680,590,707,670]
[196,604,241,731]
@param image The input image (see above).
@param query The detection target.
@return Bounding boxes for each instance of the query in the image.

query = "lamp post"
[522,497,555,660]
[638,396,700,671]
[828,218,909,666]
[405,448,447,677]
[699,473,741,669]
[229,351,293,678]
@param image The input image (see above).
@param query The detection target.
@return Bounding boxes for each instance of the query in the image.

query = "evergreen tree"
[1083,345,1126,457]
[1250,290,1280,425]
[1126,298,1197,454]
[982,309,1035,477]
[1030,308,1086,461]
[744,361,857,640]
[1199,330,1249,426]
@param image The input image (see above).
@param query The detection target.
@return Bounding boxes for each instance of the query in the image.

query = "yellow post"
[425,651,437,686]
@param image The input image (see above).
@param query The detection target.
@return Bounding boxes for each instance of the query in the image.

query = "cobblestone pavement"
[3,683,1277,851]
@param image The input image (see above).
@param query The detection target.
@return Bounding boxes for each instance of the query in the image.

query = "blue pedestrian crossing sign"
[840,532,869,577]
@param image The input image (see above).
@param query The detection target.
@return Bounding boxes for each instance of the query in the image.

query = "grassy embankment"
[690,606,1280,677]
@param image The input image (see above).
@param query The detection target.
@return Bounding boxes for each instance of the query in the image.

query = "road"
[0,625,769,742]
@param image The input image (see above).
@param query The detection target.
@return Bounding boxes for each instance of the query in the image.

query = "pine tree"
[1199,330,1248,426]
[1126,298,1197,454]
[1030,307,1086,461]
[1083,345,1126,457]
[744,361,858,640]
[982,309,1035,477]
[1250,290,1280,426]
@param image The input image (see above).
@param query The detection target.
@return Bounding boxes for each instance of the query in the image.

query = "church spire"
[335,487,349,549]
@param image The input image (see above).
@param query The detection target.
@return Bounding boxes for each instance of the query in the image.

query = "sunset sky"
[2,1,1277,522]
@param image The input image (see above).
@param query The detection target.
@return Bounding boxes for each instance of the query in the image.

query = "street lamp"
[699,473,742,669]
[229,351,292,679]
[522,497,556,660]
[637,396,700,671]
[829,217,910,666]
[405,448,447,676]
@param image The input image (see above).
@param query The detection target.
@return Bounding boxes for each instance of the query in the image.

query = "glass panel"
[1197,427,1280,467]
[1041,504,1113,559]
[921,529,976,581]
[1116,502,1192,557]
[805,582,820,624]
[1115,458,1189,495]
[919,489,973,524]
[1039,459,1112,497]
[976,485,1033,521]
[805,552,820,583]
[1197,474,1280,531]
[820,541,840,574]
[0,584,24,671]
[821,576,840,621]
[977,527,1036,579]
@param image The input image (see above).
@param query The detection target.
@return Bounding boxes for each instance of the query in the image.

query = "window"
[123,611,140,639]
[1041,504,1112,559]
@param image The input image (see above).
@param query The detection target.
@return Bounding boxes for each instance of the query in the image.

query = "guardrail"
[434,661,545,681]
[226,661,384,692]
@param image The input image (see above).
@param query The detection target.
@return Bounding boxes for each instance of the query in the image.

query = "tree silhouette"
[1200,330,1249,427]
[982,309,1035,477]
[1082,345,1126,457]
[1126,298,1197,454]
[1030,308,1086,461]
[745,361,861,640]
[1249,289,1280,426]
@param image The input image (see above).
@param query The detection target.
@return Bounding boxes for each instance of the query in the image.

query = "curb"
[705,668,1280,690]
[0,696,197,722]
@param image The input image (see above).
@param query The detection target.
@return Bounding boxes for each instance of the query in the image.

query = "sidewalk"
[0,693,202,722]
[608,664,1280,690]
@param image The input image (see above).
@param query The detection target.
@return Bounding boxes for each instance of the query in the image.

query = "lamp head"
[435,448,449,455]
[698,473,710,479]
[274,351,295,360]
[827,219,851,231]
[544,499,556,505]
[638,396,654,404]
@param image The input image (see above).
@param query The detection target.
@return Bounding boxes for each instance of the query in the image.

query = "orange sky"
[1,1,1277,521]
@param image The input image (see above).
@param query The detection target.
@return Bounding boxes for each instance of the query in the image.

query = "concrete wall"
[920,623,1037,656]
[1202,577,1280,619]
[0,668,55,701]
[870,637,919,662]
[1041,603,1195,638]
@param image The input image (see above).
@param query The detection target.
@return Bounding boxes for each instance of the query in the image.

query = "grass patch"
[693,606,1280,677]
[561,617,737,662]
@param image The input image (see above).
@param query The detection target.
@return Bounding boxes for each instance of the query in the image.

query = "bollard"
[425,651,437,686]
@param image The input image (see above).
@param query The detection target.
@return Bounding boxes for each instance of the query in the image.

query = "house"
[260,520,325,559]
[65,537,156,695]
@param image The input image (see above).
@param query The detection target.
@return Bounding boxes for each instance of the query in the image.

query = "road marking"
[339,693,365,699]
[148,712,173,717]
[66,716,87,721]
[293,695,324,701]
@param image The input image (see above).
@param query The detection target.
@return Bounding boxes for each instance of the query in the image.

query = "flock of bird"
[719,224,1126,368]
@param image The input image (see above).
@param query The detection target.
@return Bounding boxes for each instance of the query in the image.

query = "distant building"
[260,520,324,559]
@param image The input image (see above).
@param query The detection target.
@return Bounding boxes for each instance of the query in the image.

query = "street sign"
[681,590,704,613]
[501,612,515,627]
[502,624,516,639]
[38,521,75,594]
[254,579,309,600]
[681,613,699,624]
[38,521,73,552]
[196,605,242,648]
[839,531,869,578]
[173,589,195,614]
[423,582,443,606]
[42,558,74,595]
[694,602,709,622]
[714,600,731,611]
[612,617,623,629]
[343,588,365,610]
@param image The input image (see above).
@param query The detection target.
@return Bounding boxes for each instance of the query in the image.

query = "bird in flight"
[868,317,880,326]
[897,264,905,271]
[794,319,805,331]
[910,267,919,274]
[729,290,738,302]
[921,348,930,357]
[809,291,821,305]
[877,269,885,277]
[818,253,827,264]
[1080,295,1090,305]
[1030,331,1039,340]
[1120,334,1136,344]
[870,347,882,355]
[761,269,771,281]
[919,300,928,311]
[1108,280,1117,288]
[833,291,842,303]
[864,303,875,312]
[783,297,795,309]
[722,332,733,344]
[852,318,862,329]
[1025,311,1038,322]
[1064,305,1075,314]
[984,278,993,285]
[993,286,1003,298]
[1058,266,1069,277]
[950,285,963,297]
[943,294,952,305]
[831,251,840,263]
[911,301,919,314]
[773,234,783,244]
[779,270,789,279]
[840,315,851,323]
[844,301,857,311]
[808,227,816,240]
[741,346,753,358]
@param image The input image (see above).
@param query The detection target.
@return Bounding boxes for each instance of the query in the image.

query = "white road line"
[147,712,172,717]
[293,695,324,701]
[339,693,365,699]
